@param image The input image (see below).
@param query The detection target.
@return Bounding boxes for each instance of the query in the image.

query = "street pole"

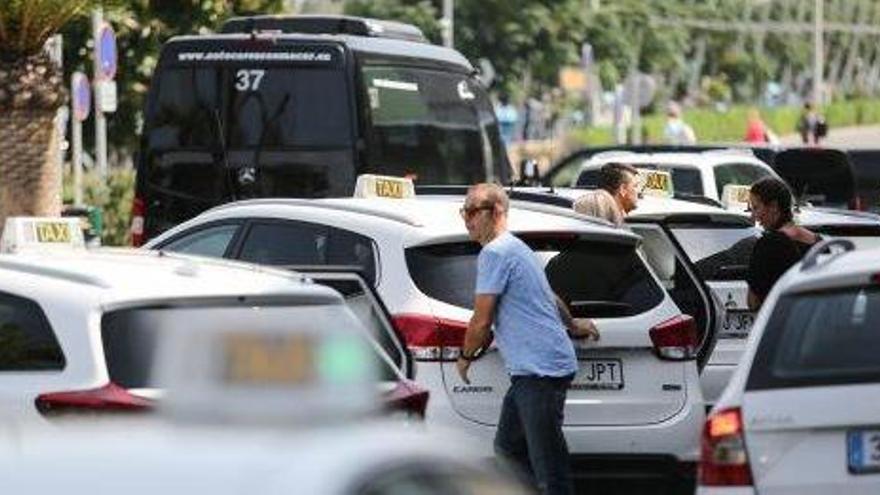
[92,8,108,180]
[442,0,454,48]
[813,0,824,105]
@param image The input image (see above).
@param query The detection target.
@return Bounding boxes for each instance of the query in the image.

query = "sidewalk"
[779,124,880,149]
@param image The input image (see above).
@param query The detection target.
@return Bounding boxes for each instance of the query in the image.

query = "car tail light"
[699,407,754,486]
[384,379,430,418]
[130,196,145,247]
[392,313,468,362]
[35,382,153,417]
[649,314,698,360]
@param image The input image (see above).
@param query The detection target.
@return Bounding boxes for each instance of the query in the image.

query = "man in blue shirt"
[457,183,599,495]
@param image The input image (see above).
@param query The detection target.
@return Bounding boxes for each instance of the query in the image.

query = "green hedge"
[570,99,880,146]
[62,168,135,246]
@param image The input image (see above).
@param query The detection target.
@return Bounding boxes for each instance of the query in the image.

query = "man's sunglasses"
[459,204,494,219]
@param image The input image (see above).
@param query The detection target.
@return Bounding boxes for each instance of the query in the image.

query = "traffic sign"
[97,23,117,80]
[72,72,91,122]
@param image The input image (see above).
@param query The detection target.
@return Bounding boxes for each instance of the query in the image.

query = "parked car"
[0,224,422,422]
[698,239,880,494]
[146,176,707,488]
[0,288,524,495]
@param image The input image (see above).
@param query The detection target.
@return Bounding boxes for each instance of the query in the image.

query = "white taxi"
[572,148,778,205]
[0,281,527,495]
[699,239,880,494]
[0,217,422,422]
[147,175,707,488]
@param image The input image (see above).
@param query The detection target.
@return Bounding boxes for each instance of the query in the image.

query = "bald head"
[466,183,509,213]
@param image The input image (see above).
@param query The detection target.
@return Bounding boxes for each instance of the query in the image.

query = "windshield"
[146,65,351,151]
[669,224,760,281]
[361,65,507,184]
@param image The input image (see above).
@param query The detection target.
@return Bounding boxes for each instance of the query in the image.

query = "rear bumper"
[696,486,755,495]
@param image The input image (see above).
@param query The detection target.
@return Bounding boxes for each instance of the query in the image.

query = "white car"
[698,239,880,494]
[572,148,778,205]
[147,179,707,487]
[0,243,422,422]
[0,279,527,495]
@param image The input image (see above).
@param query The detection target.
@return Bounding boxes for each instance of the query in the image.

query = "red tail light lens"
[384,379,430,418]
[392,313,468,361]
[130,196,145,247]
[650,314,698,360]
[35,382,153,417]
[699,407,753,486]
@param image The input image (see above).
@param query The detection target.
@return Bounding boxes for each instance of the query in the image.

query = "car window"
[668,224,761,281]
[237,221,377,285]
[405,237,664,317]
[361,65,506,184]
[0,291,65,371]
[160,223,239,257]
[577,164,704,196]
[747,287,880,390]
[713,163,773,199]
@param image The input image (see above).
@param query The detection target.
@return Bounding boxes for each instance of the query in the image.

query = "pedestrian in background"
[496,94,519,145]
[746,177,820,310]
[573,188,624,226]
[796,102,827,146]
[457,183,599,495]
[744,108,778,144]
[663,101,697,145]
[597,162,641,215]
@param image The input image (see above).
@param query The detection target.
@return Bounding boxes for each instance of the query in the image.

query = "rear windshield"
[747,287,880,390]
[405,236,664,317]
[669,224,760,281]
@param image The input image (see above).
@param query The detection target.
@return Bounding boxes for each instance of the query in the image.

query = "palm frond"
[0,0,95,58]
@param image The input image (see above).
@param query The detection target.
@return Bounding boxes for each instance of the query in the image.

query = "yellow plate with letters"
[638,169,674,198]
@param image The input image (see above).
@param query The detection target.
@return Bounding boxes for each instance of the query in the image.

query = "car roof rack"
[800,238,855,271]
[220,15,429,44]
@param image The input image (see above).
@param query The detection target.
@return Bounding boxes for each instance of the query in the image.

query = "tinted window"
[0,292,64,371]
[161,223,239,257]
[361,66,505,184]
[237,221,377,285]
[748,288,880,390]
[405,237,663,316]
[669,224,760,281]
[713,163,773,199]
[148,66,351,151]
[101,310,158,388]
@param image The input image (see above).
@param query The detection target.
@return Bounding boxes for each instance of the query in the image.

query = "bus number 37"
[235,69,266,91]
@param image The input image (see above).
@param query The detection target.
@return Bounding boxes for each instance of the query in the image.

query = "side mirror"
[519,159,539,185]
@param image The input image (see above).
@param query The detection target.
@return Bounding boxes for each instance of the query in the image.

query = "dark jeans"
[494,374,574,495]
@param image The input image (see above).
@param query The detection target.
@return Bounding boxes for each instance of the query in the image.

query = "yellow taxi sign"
[721,184,752,211]
[638,169,674,198]
[354,174,415,199]
[0,217,86,253]
[223,334,314,386]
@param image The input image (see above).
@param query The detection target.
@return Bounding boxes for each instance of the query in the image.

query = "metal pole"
[442,0,454,48]
[814,0,824,104]
[92,8,108,180]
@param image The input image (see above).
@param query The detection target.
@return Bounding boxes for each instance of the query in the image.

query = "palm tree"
[0,0,94,226]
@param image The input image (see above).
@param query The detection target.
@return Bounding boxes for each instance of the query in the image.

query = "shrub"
[63,168,134,246]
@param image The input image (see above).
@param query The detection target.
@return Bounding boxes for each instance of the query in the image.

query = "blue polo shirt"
[475,232,577,377]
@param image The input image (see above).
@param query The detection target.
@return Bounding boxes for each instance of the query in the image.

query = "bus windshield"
[361,65,507,184]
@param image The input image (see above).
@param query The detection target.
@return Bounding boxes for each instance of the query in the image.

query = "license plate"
[721,310,754,338]
[848,429,880,474]
[571,358,624,390]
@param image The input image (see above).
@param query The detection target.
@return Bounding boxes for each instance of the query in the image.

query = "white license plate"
[848,429,880,474]
[721,310,754,338]
[571,358,623,390]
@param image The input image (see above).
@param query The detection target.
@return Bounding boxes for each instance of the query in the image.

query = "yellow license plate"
[223,334,314,385]
[34,222,72,243]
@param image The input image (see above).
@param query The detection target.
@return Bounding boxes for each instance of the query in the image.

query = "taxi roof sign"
[0,217,86,254]
[354,174,415,199]
[721,184,752,211]
[637,169,674,198]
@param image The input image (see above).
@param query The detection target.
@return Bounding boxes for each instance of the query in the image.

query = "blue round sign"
[97,24,117,80]
[72,72,91,122]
